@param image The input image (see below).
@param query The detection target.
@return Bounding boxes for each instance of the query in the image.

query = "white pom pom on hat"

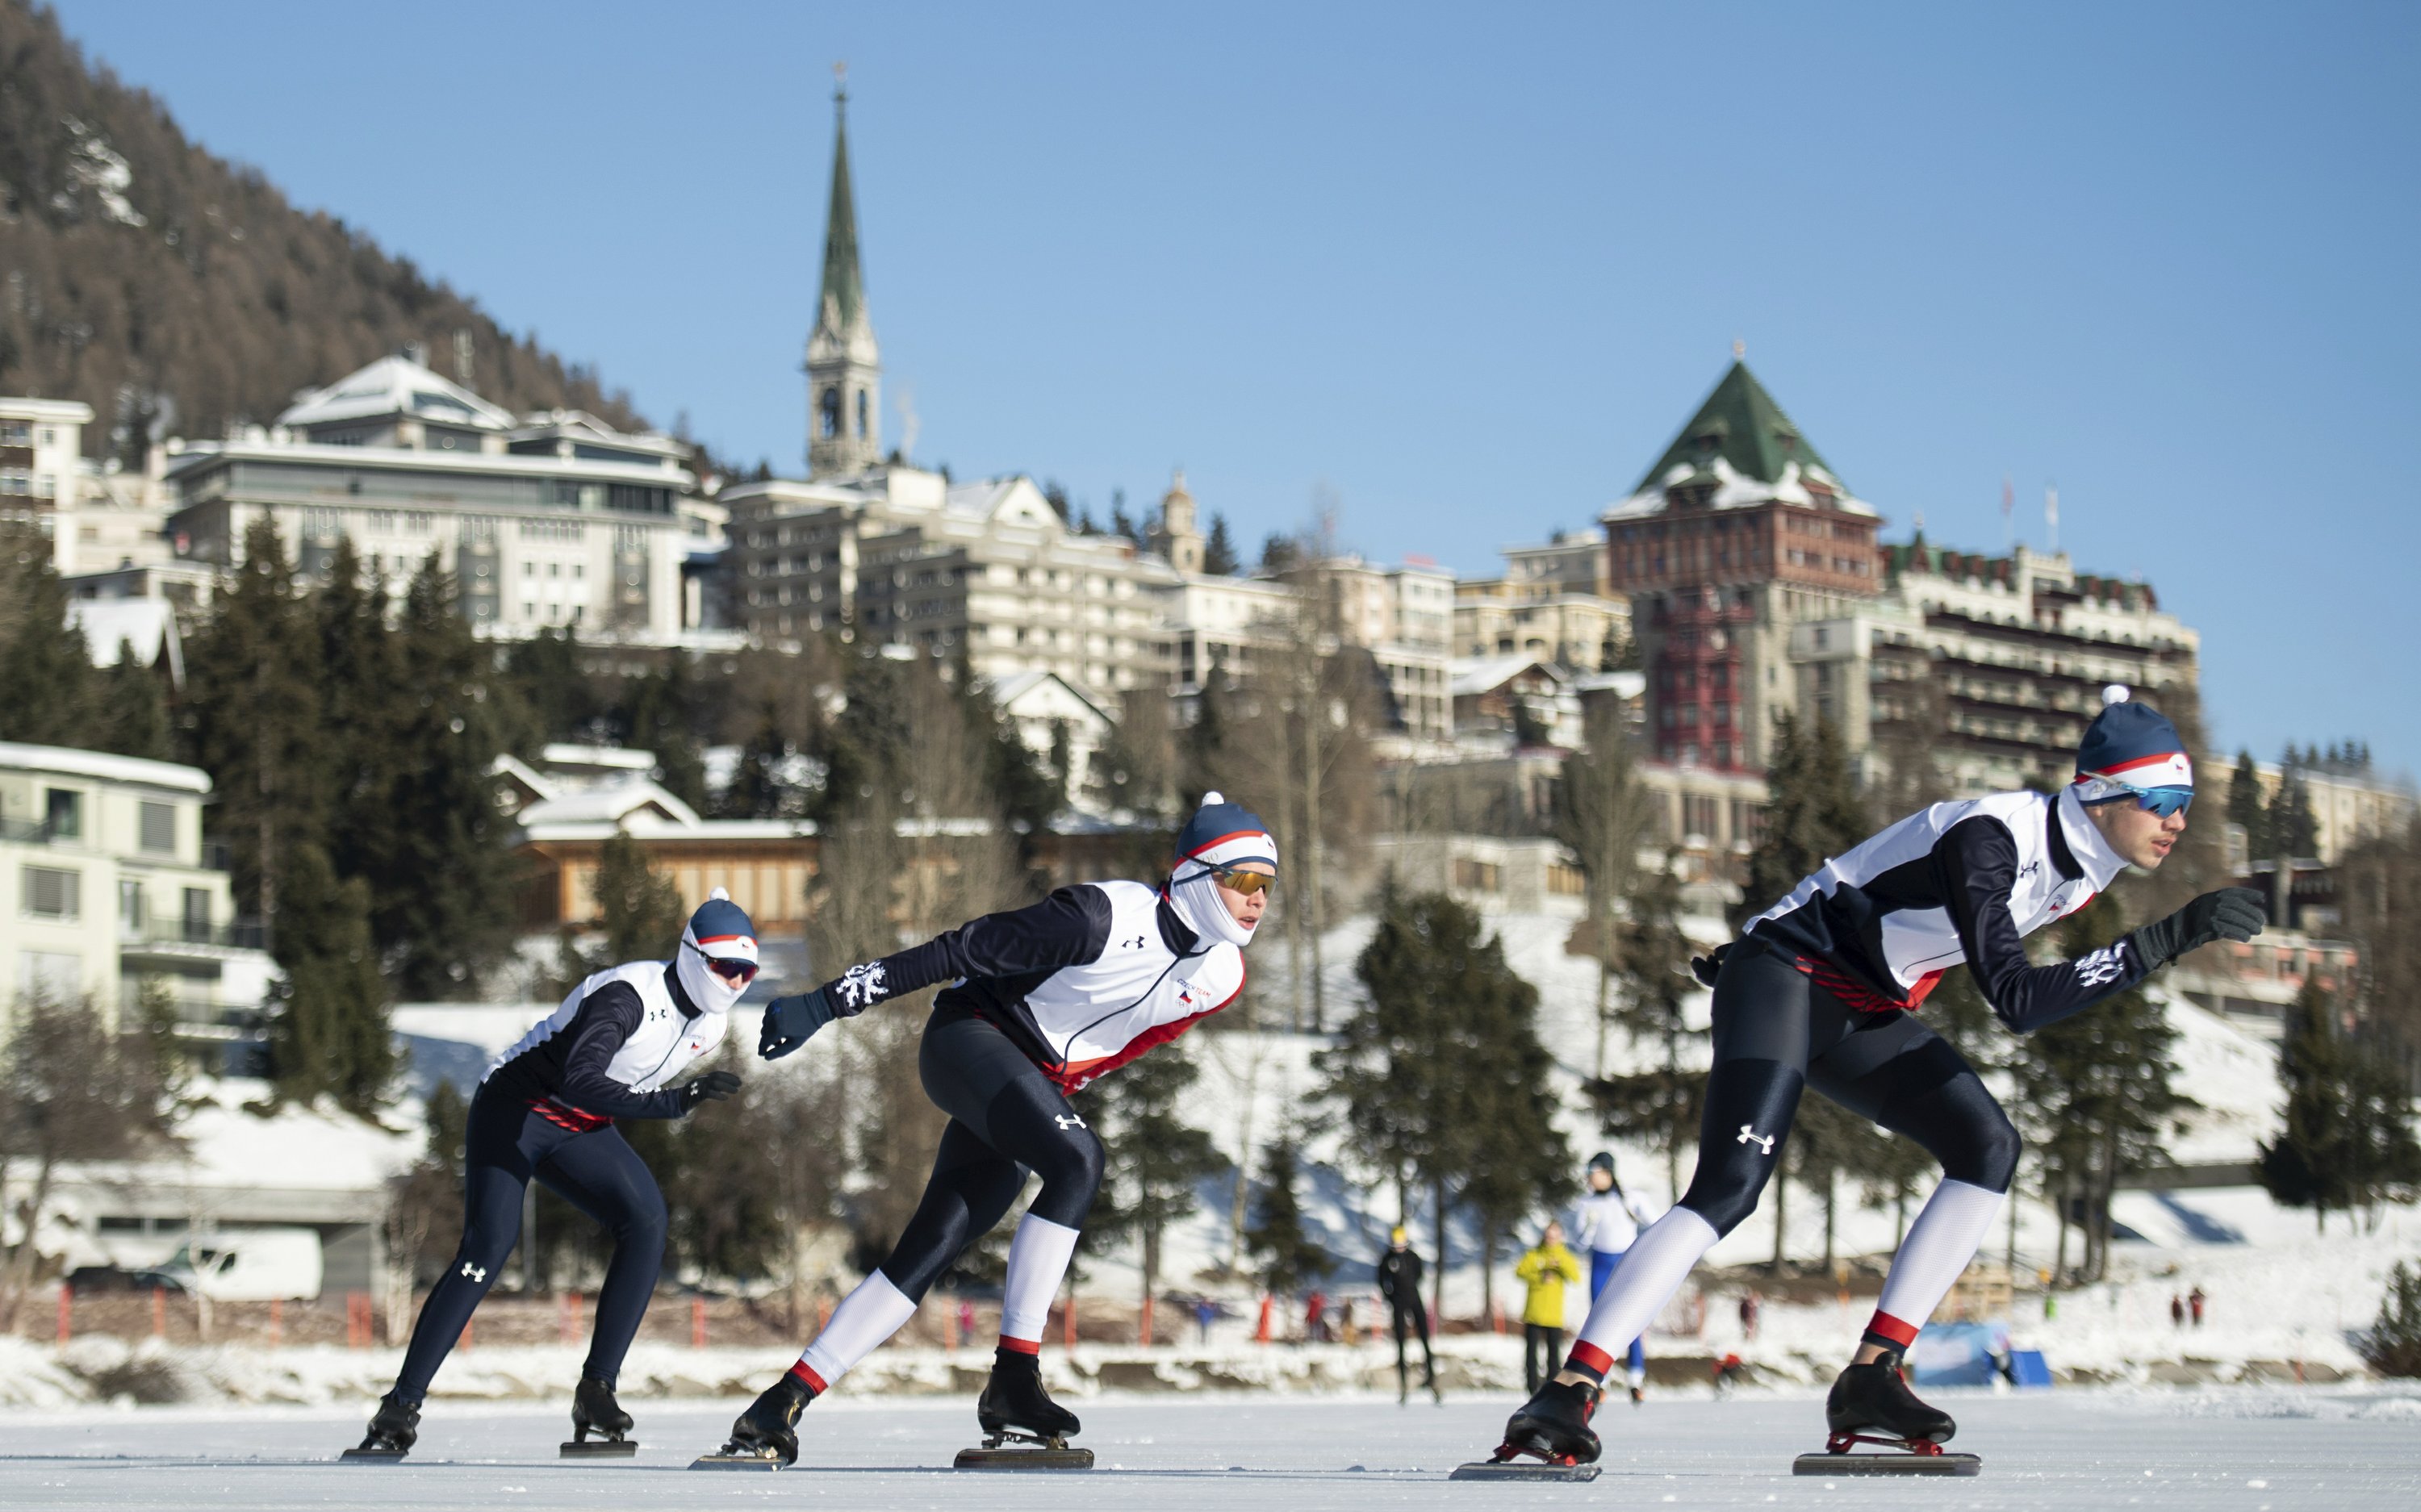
[2102,684,2130,707]
[709,886,730,901]
[1201,791,1225,806]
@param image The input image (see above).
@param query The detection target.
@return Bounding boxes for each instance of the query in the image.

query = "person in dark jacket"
[1377,1226,1440,1405]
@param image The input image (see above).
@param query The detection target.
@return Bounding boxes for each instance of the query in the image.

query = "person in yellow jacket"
[1515,1221,1584,1393]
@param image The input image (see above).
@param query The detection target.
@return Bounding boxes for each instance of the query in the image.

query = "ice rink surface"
[1,1390,2416,1512]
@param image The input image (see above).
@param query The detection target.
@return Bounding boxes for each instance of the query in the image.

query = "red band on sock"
[997,1334,1041,1356]
[786,1360,827,1394]
[1567,1341,1615,1380]
[1865,1310,1920,1348]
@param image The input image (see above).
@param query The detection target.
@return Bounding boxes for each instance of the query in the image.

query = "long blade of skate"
[690,1448,785,1471]
[1450,1460,1601,1482]
[337,1447,409,1464]
[1793,1451,1980,1476]
[954,1446,1094,1470]
[560,1439,638,1459]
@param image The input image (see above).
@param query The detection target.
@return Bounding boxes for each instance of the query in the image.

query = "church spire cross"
[806,65,880,478]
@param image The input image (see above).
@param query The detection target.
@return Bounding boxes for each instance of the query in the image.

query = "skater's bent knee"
[1959,1114,2020,1193]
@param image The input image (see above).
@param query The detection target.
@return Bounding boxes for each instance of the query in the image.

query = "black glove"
[2127,887,2266,973]
[679,1069,741,1111]
[759,987,841,1060]
[1690,941,1736,989]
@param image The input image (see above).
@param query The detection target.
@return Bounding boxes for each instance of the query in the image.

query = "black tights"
[395,1088,667,1401]
[1679,940,2020,1238]
[875,1003,1106,1301]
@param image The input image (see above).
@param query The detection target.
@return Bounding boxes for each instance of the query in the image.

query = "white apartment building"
[1,741,272,1034]
[721,467,1183,696]
[1453,526,1631,670]
[159,355,717,643]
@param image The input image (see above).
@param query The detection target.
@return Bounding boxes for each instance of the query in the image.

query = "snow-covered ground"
[0,1390,2415,1510]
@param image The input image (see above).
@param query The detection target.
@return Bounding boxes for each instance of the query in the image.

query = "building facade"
[1,741,271,1035]
[159,356,716,643]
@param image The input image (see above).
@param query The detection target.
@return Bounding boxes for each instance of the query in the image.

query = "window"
[23,865,80,920]
[44,788,81,839]
[1452,858,1503,892]
[819,386,842,440]
[182,888,211,942]
[139,801,175,854]
[119,879,145,934]
[855,389,870,439]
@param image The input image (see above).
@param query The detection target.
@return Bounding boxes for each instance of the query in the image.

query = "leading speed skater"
[1495,689,2264,1468]
[707,792,1276,1465]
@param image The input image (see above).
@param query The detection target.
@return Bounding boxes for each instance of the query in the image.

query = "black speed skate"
[1450,1378,1603,1482]
[1792,1354,1980,1477]
[957,1348,1091,1470]
[691,1373,813,1471]
[340,1392,419,1462]
[562,1375,637,1459]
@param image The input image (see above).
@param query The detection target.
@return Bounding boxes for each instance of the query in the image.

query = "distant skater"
[1377,1226,1440,1404]
[1515,1222,1582,1393]
[1574,1151,1658,1401]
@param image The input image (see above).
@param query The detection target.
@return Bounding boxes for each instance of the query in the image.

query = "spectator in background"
[1574,1152,1659,1403]
[2189,1286,2206,1327]
[1739,1290,1762,1341]
[1377,1226,1440,1405]
[2170,1293,2185,1329]
[1195,1296,1218,1345]
[1306,1289,1331,1343]
[1516,1221,1583,1393]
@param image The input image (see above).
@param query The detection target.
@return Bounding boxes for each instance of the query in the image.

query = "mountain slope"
[0,0,646,460]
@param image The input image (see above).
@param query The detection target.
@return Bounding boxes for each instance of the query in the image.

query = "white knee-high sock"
[1866,1178,2005,1350]
[794,1269,917,1390]
[999,1213,1081,1351]
[1569,1208,1718,1379]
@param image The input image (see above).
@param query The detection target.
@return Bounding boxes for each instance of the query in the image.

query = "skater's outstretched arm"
[762,885,1116,1057]
[1932,819,2254,1034]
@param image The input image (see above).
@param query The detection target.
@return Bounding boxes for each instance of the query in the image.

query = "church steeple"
[807,66,881,478]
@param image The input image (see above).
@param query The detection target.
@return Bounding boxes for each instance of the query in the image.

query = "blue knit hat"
[2074,685,2192,801]
[1174,792,1277,872]
[683,890,759,963]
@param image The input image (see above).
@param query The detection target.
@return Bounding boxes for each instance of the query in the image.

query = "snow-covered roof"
[1570,669,1648,700]
[67,596,182,685]
[0,739,209,795]
[1603,453,1878,522]
[516,779,700,830]
[988,669,1114,728]
[1449,654,1565,700]
[943,476,1060,527]
[278,355,518,432]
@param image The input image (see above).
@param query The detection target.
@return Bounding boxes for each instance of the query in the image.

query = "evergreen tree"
[2227,749,2268,859]
[314,537,402,895]
[1202,512,1240,575]
[1258,533,1299,574]
[501,627,600,748]
[619,657,709,811]
[1733,712,1867,928]
[2009,899,2194,1280]
[1319,886,1551,1317]
[372,553,519,997]
[267,840,394,1114]
[1585,856,1706,1198]
[94,646,172,760]
[1090,1041,1226,1314]
[1244,1134,1329,1296]
[2362,1261,2421,1378]
[717,700,799,819]
[2260,979,2421,1231]
[182,516,328,939]
[0,521,102,748]
[558,829,687,988]
[2273,762,2320,859]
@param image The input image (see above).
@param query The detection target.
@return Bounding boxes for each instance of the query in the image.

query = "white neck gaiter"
[1169,867,1259,950]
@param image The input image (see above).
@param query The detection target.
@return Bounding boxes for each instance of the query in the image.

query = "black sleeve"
[817,884,1116,1013]
[554,982,690,1119]
[1377,1255,1398,1300]
[1931,817,2154,1034]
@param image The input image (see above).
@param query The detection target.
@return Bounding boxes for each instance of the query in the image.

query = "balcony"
[119,917,269,964]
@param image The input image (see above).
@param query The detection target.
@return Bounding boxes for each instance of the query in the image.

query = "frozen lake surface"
[1,1389,2416,1510]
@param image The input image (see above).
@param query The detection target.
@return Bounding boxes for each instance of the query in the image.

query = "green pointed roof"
[816,89,867,340]
[1632,361,1843,495]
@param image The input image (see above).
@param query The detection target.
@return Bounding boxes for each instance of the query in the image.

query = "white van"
[149,1228,324,1301]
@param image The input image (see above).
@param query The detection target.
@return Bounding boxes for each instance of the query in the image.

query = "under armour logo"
[1737,1126,1775,1155]
[461,1262,487,1283]
[1055,1113,1087,1130]
[1121,935,1147,950]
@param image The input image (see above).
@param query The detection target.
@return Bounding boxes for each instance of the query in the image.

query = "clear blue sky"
[53,1,2421,776]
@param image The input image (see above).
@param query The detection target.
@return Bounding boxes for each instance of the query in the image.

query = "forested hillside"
[0,0,645,463]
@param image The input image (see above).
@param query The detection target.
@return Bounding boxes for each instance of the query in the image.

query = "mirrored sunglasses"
[2122,784,2194,818]
[695,947,759,983]
[1211,867,1277,896]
